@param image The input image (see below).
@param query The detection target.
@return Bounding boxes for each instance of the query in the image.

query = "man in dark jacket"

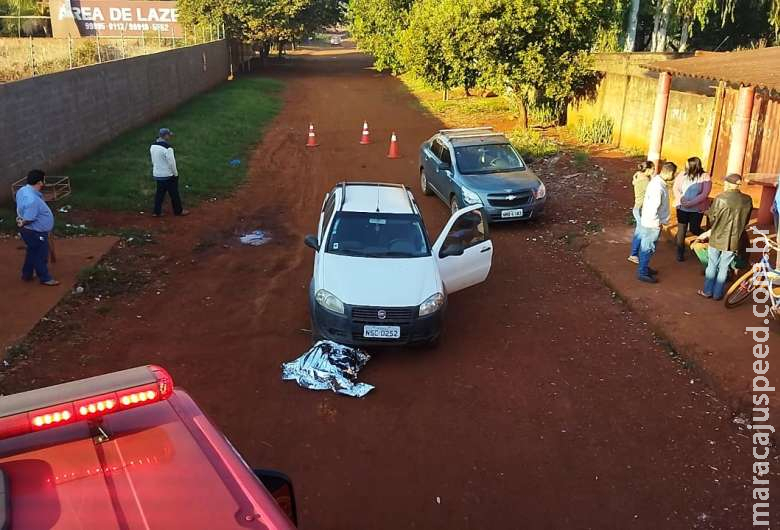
[696,173,753,300]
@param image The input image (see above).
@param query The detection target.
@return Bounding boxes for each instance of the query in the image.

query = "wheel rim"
[421,171,427,190]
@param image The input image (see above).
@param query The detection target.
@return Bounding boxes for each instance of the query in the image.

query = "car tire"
[450,196,460,215]
[310,317,323,343]
[420,169,433,196]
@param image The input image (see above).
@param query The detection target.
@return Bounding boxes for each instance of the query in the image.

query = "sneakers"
[627,255,639,264]
[41,279,60,286]
[176,210,191,217]
[638,275,657,284]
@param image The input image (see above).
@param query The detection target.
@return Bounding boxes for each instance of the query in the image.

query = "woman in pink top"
[672,156,712,262]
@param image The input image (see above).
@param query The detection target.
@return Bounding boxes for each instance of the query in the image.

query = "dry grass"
[0,36,184,82]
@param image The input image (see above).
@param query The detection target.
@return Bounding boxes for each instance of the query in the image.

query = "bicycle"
[723,232,780,317]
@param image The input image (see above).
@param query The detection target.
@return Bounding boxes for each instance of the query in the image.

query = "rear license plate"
[501,208,524,219]
[363,325,401,339]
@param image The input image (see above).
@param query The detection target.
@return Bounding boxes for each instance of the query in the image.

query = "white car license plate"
[501,208,524,219]
[363,325,401,339]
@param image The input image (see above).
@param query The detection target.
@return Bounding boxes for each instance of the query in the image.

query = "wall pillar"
[647,71,672,172]
[726,84,755,176]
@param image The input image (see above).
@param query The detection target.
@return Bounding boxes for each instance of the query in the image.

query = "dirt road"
[4,46,776,528]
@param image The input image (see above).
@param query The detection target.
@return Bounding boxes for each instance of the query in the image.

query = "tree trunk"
[464,85,471,97]
[517,96,529,129]
[652,0,672,52]
[443,87,449,101]
[679,17,690,52]
[623,0,641,52]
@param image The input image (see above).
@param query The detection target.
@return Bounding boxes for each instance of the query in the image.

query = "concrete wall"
[0,40,228,200]
[569,53,717,172]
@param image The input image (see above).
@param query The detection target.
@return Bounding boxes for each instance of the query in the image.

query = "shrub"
[507,128,559,161]
[573,116,614,144]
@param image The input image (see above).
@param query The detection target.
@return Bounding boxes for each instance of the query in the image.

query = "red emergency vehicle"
[0,365,298,529]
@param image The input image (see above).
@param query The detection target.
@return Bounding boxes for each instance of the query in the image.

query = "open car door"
[432,204,493,294]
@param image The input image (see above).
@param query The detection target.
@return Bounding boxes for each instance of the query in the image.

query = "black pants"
[153,177,183,215]
[676,208,704,249]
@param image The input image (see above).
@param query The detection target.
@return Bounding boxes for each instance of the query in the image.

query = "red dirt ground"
[0,235,117,351]
[2,45,777,529]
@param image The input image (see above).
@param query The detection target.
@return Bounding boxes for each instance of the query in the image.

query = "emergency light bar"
[0,365,173,439]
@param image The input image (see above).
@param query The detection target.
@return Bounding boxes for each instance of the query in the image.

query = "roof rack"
[446,132,507,140]
[439,127,494,135]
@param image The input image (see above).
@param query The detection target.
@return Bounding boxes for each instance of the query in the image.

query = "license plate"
[501,208,524,218]
[363,325,401,339]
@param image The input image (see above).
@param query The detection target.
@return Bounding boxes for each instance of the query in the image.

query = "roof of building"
[644,47,780,93]
[339,183,415,214]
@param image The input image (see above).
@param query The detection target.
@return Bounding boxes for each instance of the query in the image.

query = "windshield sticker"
[332,242,339,249]
[369,218,387,225]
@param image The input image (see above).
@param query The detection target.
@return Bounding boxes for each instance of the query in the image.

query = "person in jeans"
[628,160,655,264]
[672,156,712,261]
[696,173,753,300]
[637,162,677,283]
[15,169,59,286]
[150,128,189,217]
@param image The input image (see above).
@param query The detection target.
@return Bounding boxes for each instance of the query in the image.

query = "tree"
[399,0,481,99]
[472,0,617,127]
[624,0,642,51]
[348,0,413,73]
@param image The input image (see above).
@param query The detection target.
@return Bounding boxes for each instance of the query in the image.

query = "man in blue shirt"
[15,169,58,286]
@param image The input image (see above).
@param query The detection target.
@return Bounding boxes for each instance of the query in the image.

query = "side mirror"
[439,241,465,258]
[254,469,298,525]
[438,162,452,172]
[304,234,319,251]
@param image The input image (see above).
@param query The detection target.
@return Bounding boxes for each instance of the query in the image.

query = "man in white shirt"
[637,161,677,283]
[150,128,189,217]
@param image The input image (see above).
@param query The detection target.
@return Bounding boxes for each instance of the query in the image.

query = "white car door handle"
[480,246,491,253]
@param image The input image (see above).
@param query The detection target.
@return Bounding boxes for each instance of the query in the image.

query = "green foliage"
[507,128,559,161]
[572,116,614,144]
[399,0,481,93]
[348,0,412,73]
[177,0,343,48]
[63,77,283,211]
[572,149,590,167]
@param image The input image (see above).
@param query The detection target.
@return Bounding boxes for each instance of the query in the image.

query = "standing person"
[637,162,677,283]
[15,169,59,286]
[696,173,753,300]
[672,156,711,261]
[150,128,189,217]
[627,160,655,264]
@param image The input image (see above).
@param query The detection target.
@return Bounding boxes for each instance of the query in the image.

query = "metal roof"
[644,47,780,93]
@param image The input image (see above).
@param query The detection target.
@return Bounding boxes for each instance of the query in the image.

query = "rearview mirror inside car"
[254,469,298,525]
[440,242,465,258]
[304,234,319,251]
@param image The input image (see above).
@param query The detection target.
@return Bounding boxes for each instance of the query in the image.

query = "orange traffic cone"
[306,123,319,147]
[360,121,371,145]
[386,132,401,159]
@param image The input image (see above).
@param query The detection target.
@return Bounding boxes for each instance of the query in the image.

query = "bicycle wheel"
[724,269,756,308]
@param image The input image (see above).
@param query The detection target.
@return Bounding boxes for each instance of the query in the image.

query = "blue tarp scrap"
[282,341,374,397]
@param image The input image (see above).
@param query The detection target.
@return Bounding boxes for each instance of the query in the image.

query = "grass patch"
[506,128,559,161]
[76,262,142,296]
[571,116,614,145]
[399,74,514,127]
[62,76,283,211]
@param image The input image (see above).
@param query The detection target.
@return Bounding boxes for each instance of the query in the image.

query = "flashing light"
[0,365,174,439]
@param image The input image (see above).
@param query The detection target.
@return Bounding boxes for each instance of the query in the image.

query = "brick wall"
[0,40,228,201]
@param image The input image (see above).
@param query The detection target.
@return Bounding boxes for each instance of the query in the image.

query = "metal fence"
[0,24,224,82]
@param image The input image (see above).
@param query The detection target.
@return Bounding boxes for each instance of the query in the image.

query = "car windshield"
[326,212,430,258]
[454,144,526,174]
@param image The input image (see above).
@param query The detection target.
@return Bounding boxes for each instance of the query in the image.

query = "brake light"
[0,365,174,439]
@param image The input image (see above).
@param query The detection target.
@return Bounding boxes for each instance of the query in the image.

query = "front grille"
[487,191,533,208]
[351,306,416,323]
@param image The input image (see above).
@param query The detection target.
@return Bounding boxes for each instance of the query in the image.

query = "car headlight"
[419,293,445,316]
[315,289,344,314]
[461,187,482,205]
[534,182,546,200]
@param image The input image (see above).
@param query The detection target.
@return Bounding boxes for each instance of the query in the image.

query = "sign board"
[49,0,182,37]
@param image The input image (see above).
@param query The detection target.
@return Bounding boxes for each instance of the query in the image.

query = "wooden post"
[647,71,672,172]
[706,81,727,175]
[726,84,756,176]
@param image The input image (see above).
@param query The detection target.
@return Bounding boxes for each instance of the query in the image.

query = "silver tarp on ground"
[282,341,374,397]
